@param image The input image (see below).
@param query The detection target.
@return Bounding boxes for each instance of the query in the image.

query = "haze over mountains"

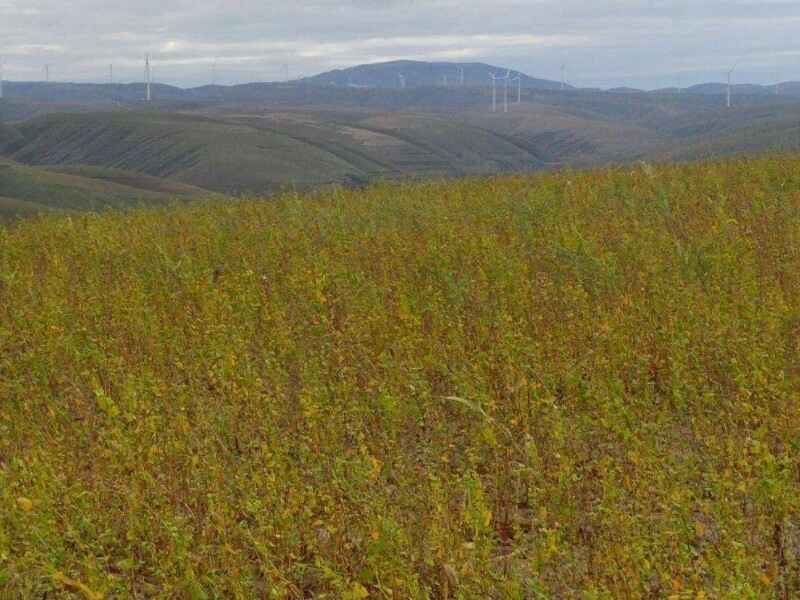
[2,59,800,219]
[2,61,799,104]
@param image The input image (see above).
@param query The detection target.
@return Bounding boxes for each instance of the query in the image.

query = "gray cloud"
[1,0,798,88]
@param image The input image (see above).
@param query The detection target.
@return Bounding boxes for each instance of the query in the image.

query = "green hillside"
[0,123,23,153]
[10,112,374,194]
[4,109,569,194]
[0,158,217,220]
[3,155,800,597]
[7,96,800,206]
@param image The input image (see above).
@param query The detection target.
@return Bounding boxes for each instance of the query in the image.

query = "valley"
[3,60,800,215]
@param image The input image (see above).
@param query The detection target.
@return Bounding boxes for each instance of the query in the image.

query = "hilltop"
[2,155,800,597]
[301,60,569,90]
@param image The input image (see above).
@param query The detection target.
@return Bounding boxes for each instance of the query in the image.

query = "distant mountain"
[608,87,646,94]
[684,82,793,96]
[301,60,570,90]
[1,66,799,111]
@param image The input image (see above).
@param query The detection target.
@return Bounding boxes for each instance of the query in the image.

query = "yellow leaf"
[349,582,369,599]
[694,521,707,538]
[52,572,104,600]
[16,497,33,512]
[483,508,493,528]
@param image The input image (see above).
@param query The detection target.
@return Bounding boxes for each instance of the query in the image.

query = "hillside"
[6,85,800,205]
[0,158,216,219]
[3,155,800,597]
[5,110,559,193]
[0,124,23,153]
[7,112,368,194]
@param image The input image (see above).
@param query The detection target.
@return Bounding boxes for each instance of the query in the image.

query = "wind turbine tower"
[561,64,566,90]
[459,66,465,86]
[513,73,521,104]
[490,73,498,113]
[726,63,737,109]
[398,73,406,89]
[145,54,152,102]
[0,59,4,100]
[44,64,50,83]
[109,64,113,85]
[503,69,510,113]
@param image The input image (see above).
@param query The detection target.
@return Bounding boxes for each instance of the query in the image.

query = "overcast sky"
[1,0,799,89]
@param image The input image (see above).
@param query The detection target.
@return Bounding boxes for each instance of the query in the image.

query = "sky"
[1,0,799,89]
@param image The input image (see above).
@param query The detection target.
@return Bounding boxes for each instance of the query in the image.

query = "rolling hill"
[0,157,218,219]
[3,110,561,194]
[4,63,800,213]
[5,95,800,207]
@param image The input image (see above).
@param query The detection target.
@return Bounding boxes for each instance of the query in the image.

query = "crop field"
[2,155,800,598]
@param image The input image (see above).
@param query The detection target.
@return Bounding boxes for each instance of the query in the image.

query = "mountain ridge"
[0,60,798,106]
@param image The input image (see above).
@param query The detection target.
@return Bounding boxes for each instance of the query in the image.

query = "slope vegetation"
[9,112,373,194]
[0,158,216,219]
[8,110,555,193]
[2,155,800,597]
[8,93,800,201]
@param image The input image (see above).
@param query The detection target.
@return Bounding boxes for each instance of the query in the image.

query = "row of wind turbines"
[489,70,522,113]
[0,54,154,101]
[395,64,570,113]
[0,54,777,111]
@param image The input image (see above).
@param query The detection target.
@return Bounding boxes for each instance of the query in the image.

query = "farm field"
[2,155,800,597]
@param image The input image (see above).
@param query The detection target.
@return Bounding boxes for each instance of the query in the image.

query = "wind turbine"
[512,73,521,104]
[0,58,4,100]
[44,64,50,83]
[503,69,511,113]
[109,64,113,85]
[561,63,566,90]
[490,73,498,113]
[726,61,739,109]
[398,73,406,89]
[459,66,465,86]
[145,54,152,102]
